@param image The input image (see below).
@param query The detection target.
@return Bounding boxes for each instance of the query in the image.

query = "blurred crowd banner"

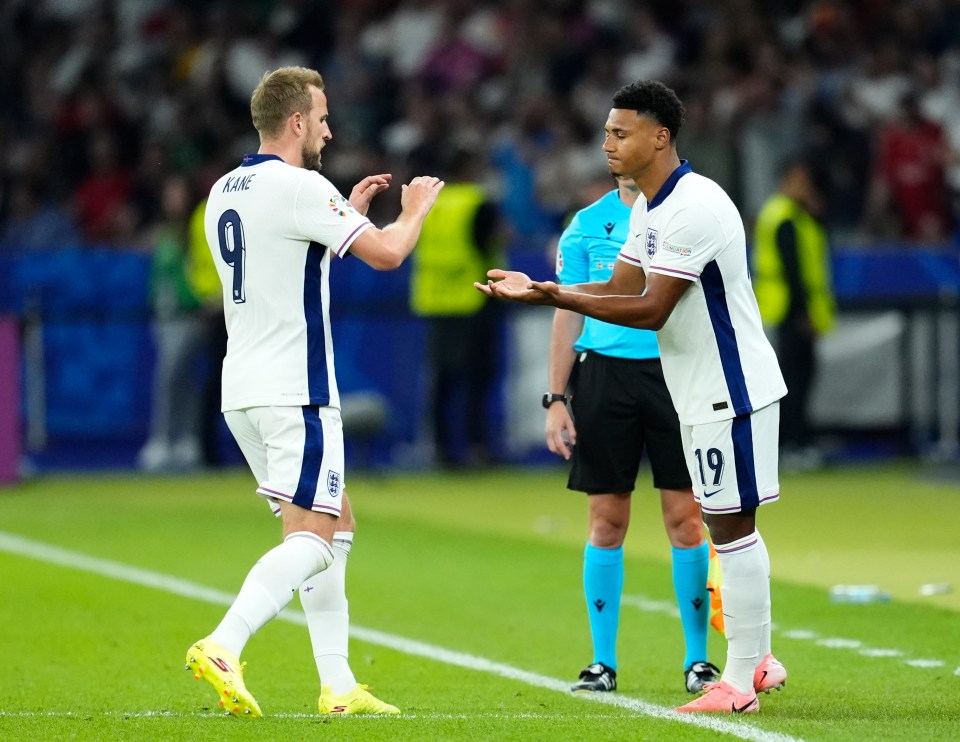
[1,244,960,471]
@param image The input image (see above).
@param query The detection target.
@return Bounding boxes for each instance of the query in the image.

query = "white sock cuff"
[715,531,759,556]
[755,531,770,576]
[284,531,335,573]
[332,530,354,554]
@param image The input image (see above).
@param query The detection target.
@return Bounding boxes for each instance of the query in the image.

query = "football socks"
[755,531,772,659]
[671,542,710,668]
[209,531,334,656]
[583,543,623,670]
[714,531,768,695]
[301,530,356,694]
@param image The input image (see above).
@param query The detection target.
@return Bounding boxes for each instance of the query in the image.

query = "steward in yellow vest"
[753,178,835,336]
[752,157,835,461]
[408,156,504,466]
[410,183,497,317]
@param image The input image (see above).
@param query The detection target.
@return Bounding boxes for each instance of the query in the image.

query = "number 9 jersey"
[204,154,374,412]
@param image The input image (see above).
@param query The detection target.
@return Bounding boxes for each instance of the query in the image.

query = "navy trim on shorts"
[294,406,324,509]
[732,414,759,510]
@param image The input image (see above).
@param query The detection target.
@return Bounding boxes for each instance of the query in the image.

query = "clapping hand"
[349,174,392,215]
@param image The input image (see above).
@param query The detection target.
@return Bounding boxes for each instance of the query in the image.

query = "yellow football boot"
[318,684,400,715]
[185,638,262,718]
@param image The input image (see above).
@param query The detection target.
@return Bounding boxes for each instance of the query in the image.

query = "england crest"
[645,228,659,257]
[327,470,342,498]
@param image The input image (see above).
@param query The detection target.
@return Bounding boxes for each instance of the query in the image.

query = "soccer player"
[477,80,787,714]
[185,66,443,718]
[548,176,719,694]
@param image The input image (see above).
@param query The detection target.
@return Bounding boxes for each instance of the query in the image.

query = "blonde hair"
[250,66,325,140]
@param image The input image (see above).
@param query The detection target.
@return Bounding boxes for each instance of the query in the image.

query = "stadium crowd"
[0,0,959,256]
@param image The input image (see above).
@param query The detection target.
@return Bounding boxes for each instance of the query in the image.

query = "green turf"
[0,462,957,740]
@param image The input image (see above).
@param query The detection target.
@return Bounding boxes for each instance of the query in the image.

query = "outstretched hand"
[349,174,392,215]
[474,269,560,306]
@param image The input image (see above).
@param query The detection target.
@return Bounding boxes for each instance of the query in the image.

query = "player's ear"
[656,126,670,150]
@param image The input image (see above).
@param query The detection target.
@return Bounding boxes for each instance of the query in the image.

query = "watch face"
[542,393,564,408]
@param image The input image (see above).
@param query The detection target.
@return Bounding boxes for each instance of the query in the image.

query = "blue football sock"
[583,543,623,670]
[672,542,710,668]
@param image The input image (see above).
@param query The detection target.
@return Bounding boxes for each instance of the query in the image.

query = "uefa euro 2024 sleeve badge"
[645,228,658,257]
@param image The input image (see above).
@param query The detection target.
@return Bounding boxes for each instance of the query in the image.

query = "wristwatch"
[542,393,568,409]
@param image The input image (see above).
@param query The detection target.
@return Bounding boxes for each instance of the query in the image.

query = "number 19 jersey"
[619,161,786,426]
[204,154,373,412]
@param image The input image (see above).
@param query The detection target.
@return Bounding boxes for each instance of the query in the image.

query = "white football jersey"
[205,154,373,411]
[619,161,786,425]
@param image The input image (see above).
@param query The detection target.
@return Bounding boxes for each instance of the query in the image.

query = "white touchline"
[623,593,957,675]
[0,531,800,742]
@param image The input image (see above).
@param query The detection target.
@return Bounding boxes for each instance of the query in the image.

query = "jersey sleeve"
[556,212,589,284]
[647,204,726,282]
[294,173,373,258]
[617,198,647,270]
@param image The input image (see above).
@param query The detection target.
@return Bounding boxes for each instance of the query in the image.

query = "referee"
[546,176,719,694]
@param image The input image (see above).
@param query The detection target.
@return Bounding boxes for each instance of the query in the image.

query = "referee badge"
[645,228,659,257]
[327,470,342,498]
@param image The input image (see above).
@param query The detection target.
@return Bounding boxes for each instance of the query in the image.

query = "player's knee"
[588,520,628,548]
[664,517,705,549]
[703,510,756,545]
[283,530,335,573]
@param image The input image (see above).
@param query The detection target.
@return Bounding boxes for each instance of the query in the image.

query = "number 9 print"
[218,209,246,304]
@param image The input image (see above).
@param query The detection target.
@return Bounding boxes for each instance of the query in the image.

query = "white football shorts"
[679,401,780,514]
[224,405,345,518]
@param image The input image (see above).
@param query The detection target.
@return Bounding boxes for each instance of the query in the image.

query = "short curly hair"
[611,81,685,142]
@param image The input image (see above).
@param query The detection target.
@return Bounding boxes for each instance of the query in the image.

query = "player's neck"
[258,141,303,168]
[634,152,682,204]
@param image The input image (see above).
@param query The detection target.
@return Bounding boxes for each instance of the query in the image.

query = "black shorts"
[568,353,691,494]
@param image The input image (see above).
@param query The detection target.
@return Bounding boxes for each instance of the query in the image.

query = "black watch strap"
[542,392,568,409]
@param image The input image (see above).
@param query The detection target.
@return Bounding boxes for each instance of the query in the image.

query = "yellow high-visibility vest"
[410,183,490,317]
[752,194,836,333]
[186,198,223,306]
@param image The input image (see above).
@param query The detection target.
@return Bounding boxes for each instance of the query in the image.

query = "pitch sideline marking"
[622,594,955,674]
[0,531,799,742]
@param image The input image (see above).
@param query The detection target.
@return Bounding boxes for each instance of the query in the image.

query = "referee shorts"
[568,352,691,494]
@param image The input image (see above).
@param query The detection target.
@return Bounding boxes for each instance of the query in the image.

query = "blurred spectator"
[862,92,954,242]
[71,128,135,245]
[0,178,80,252]
[914,51,960,221]
[138,173,205,472]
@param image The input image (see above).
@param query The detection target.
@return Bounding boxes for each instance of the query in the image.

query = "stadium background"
[0,4,958,739]
[1,0,960,474]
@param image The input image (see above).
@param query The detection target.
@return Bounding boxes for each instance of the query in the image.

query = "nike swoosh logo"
[758,670,768,685]
[733,699,755,713]
[703,489,722,498]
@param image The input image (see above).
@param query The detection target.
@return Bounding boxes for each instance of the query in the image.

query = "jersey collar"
[240,153,284,167]
[647,159,693,211]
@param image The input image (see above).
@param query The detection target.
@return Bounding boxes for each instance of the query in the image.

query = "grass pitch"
[0,462,957,741]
